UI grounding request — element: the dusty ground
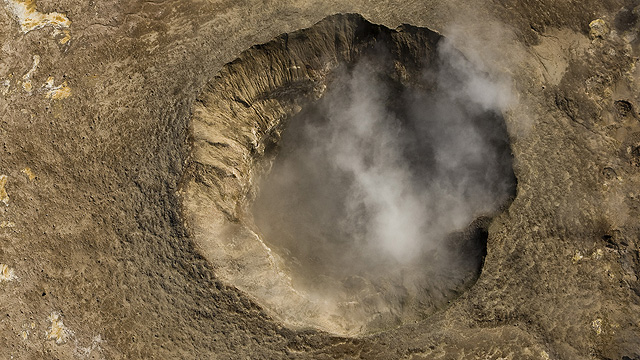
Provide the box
[0,0,639,358]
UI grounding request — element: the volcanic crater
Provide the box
[184,13,516,335]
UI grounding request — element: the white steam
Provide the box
[252,38,516,309]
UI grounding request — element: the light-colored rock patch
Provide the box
[0,175,9,206]
[589,19,609,39]
[46,312,74,344]
[21,54,39,93]
[0,221,16,228]
[21,167,35,181]
[3,0,71,33]
[43,76,71,99]
[0,264,16,282]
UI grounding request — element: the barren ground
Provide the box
[0,0,639,359]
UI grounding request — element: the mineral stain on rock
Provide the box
[0,263,16,282]
[21,167,35,181]
[3,0,70,33]
[21,54,39,94]
[45,312,73,344]
[43,76,71,100]
[0,175,9,206]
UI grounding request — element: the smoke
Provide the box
[251,37,516,313]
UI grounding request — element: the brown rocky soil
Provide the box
[0,0,638,359]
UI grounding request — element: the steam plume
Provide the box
[252,37,516,317]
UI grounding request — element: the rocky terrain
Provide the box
[0,0,639,359]
[186,13,519,336]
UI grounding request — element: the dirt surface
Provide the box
[0,0,639,359]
